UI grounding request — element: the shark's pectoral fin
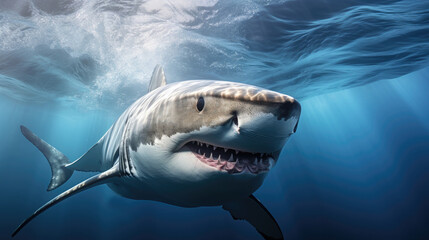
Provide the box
[223,195,283,240]
[11,166,121,237]
[148,64,167,92]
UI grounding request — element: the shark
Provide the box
[12,65,301,240]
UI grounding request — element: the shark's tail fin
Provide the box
[20,125,73,191]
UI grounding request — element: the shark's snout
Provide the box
[224,96,300,156]
[276,99,301,134]
[276,99,301,122]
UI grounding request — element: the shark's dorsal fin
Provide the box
[223,195,283,240]
[148,64,166,92]
[12,166,121,237]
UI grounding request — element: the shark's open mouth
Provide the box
[184,141,274,174]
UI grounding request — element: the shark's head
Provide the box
[126,80,300,205]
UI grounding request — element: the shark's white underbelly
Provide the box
[106,141,267,207]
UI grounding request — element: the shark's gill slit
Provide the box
[184,141,273,174]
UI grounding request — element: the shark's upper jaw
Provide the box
[183,141,276,174]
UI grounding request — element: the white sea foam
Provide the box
[0,0,428,111]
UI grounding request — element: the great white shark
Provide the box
[12,65,301,240]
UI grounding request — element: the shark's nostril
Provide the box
[231,111,239,126]
[293,119,299,133]
[232,115,238,126]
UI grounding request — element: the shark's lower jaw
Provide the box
[184,141,275,174]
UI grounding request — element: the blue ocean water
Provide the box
[0,0,428,239]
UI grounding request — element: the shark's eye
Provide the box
[196,96,205,112]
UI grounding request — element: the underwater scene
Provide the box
[1,0,428,239]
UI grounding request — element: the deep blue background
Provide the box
[1,68,428,240]
[1,1,429,238]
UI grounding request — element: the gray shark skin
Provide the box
[12,65,301,240]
